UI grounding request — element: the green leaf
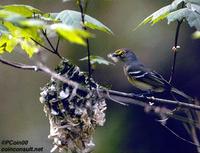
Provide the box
[167,8,200,30]
[0,21,42,56]
[0,9,25,22]
[80,55,114,65]
[50,23,93,46]
[84,21,113,35]
[19,19,46,28]
[0,24,9,34]
[0,34,18,53]
[2,4,42,17]
[20,38,39,57]
[54,10,113,34]
[135,0,184,29]
[167,8,188,23]
[4,21,42,42]
[186,0,200,5]
[192,30,200,38]
[135,4,175,29]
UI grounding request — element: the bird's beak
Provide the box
[107,53,119,63]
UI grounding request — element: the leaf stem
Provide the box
[169,19,183,84]
[169,2,185,84]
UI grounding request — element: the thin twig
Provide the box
[161,122,200,147]
[0,56,40,71]
[31,38,54,53]
[106,89,200,111]
[0,57,199,112]
[0,57,78,88]
[56,36,60,53]
[78,0,92,89]
[41,29,56,52]
[32,37,62,59]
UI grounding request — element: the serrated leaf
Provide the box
[167,8,200,30]
[54,10,113,34]
[84,21,113,34]
[80,55,114,65]
[192,31,200,38]
[50,23,93,46]
[20,38,39,57]
[19,19,46,28]
[0,9,25,22]
[167,8,188,23]
[4,21,42,42]
[2,4,42,17]
[186,0,200,5]
[135,4,175,29]
[0,34,18,53]
[186,3,200,13]
[135,0,184,30]
[0,24,9,34]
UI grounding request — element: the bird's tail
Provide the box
[171,87,193,102]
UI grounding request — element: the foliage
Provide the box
[80,55,114,65]
[136,0,200,38]
[0,4,112,57]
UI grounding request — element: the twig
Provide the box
[0,57,199,112]
[0,56,78,88]
[0,56,40,71]
[41,29,56,52]
[78,0,92,89]
[31,38,55,54]
[161,122,200,147]
[106,90,200,111]
[56,36,60,53]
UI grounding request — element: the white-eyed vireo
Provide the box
[108,48,192,100]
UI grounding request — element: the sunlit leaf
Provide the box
[20,38,39,57]
[84,21,113,34]
[4,22,42,42]
[186,0,200,5]
[2,4,42,17]
[0,9,25,22]
[0,34,18,53]
[50,23,93,46]
[192,31,200,38]
[167,8,200,30]
[80,55,114,65]
[54,10,113,34]
[135,0,184,29]
[0,24,9,34]
[19,19,46,28]
[135,4,175,29]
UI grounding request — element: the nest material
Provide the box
[40,59,107,153]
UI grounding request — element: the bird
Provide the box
[108,48,192,101]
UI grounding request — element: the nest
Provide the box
[40,59,107,153]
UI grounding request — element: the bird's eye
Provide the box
[114,49,126,57]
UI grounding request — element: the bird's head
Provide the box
[108,48,138,63]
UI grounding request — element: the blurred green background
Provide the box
[0,0,200,153]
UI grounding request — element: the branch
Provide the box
[105,89,200,111]
[0,57,78,88]
[78,0,92,89]
[40,30,62,59]
[31,38,54,54]
[1,56,200,112]
[0,56,40,71]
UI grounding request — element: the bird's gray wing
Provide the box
[127,67,169,88]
